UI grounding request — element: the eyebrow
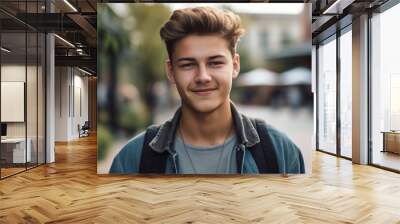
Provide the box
[175,55,226,63]
[208,55,226,60]
[176,57,195,63]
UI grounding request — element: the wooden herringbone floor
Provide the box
[1,135,400,223]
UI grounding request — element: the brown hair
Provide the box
[160,7,245,60]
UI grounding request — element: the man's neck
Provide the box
[179,100,234,147]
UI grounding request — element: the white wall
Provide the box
[55,67,69,141]
[55,67,89,141]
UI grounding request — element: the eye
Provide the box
[179,63,195,69]
[209,61,224,67]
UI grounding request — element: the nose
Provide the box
[194,63,212,84]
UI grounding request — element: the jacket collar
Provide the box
[149,102,260,153]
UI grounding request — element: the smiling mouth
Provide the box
[192,88,217,96]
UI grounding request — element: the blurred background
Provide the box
[97,3,312,174]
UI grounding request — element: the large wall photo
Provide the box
[97,3,312,175]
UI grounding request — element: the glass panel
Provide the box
[38,32,45,165]
[1,30,27,177]
[371,4,400,171]
[26,0,39,169]
[27,30,38,169]
[317,37,337,154]
[340,29,352,158]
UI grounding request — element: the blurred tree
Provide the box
[97,124,113,161]
[126,4,171,122]
[98,4,131,133]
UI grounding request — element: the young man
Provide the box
[109,7,304,174]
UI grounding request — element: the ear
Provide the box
[232,53,240,79]
[165,59,176,84]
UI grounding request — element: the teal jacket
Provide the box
[110,103,305,174]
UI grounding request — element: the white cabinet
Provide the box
[1,138,32,163]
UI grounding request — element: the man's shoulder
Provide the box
[120,131,147,156]
[261,122,299,153]
[264,123,292,144]
[109,131,146,173]
[249,117,292,143]
[253,119,305,173]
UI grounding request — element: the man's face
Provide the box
[166,35,240,113]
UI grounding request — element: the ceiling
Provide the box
[310,0,389,43]
[0,0,97,75]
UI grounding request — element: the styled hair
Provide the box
[160,7,245,60]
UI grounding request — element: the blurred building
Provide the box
[233,5,312,109]
[239,5,309,68]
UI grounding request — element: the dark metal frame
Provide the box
[0,21,2,179]
[336,22,341,158]
[315,44,319,151]
[367,10,373,167]
[44,0,47,165]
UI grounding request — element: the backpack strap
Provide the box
[248,119,279,173]
[139,125,169,173]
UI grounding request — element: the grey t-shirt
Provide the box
[174,134,237,174]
